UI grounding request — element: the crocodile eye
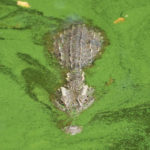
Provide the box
[59,100,65,105]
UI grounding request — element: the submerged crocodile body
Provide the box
[53,24,104,114]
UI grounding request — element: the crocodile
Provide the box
[52,23,104,114]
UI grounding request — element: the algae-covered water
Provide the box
[0,0,150,149]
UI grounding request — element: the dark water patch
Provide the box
[0,63,54,111]
[17,52,45,69]
[88,103,150,149]
[0,37,5,40]
[22,68,58,95]
[0,64,18,83]
[0,0,16,6]
[0,9,20,20]
[90,103,150,125]
[17,52,62,97]
[110,135,147,150]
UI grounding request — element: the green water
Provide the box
[0,0,150,149]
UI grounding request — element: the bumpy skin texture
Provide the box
[54,24,103,69]
[53,24,103,113]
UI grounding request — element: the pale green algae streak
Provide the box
[0,0,150,149]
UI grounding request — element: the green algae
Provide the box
[0,0,150,149]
